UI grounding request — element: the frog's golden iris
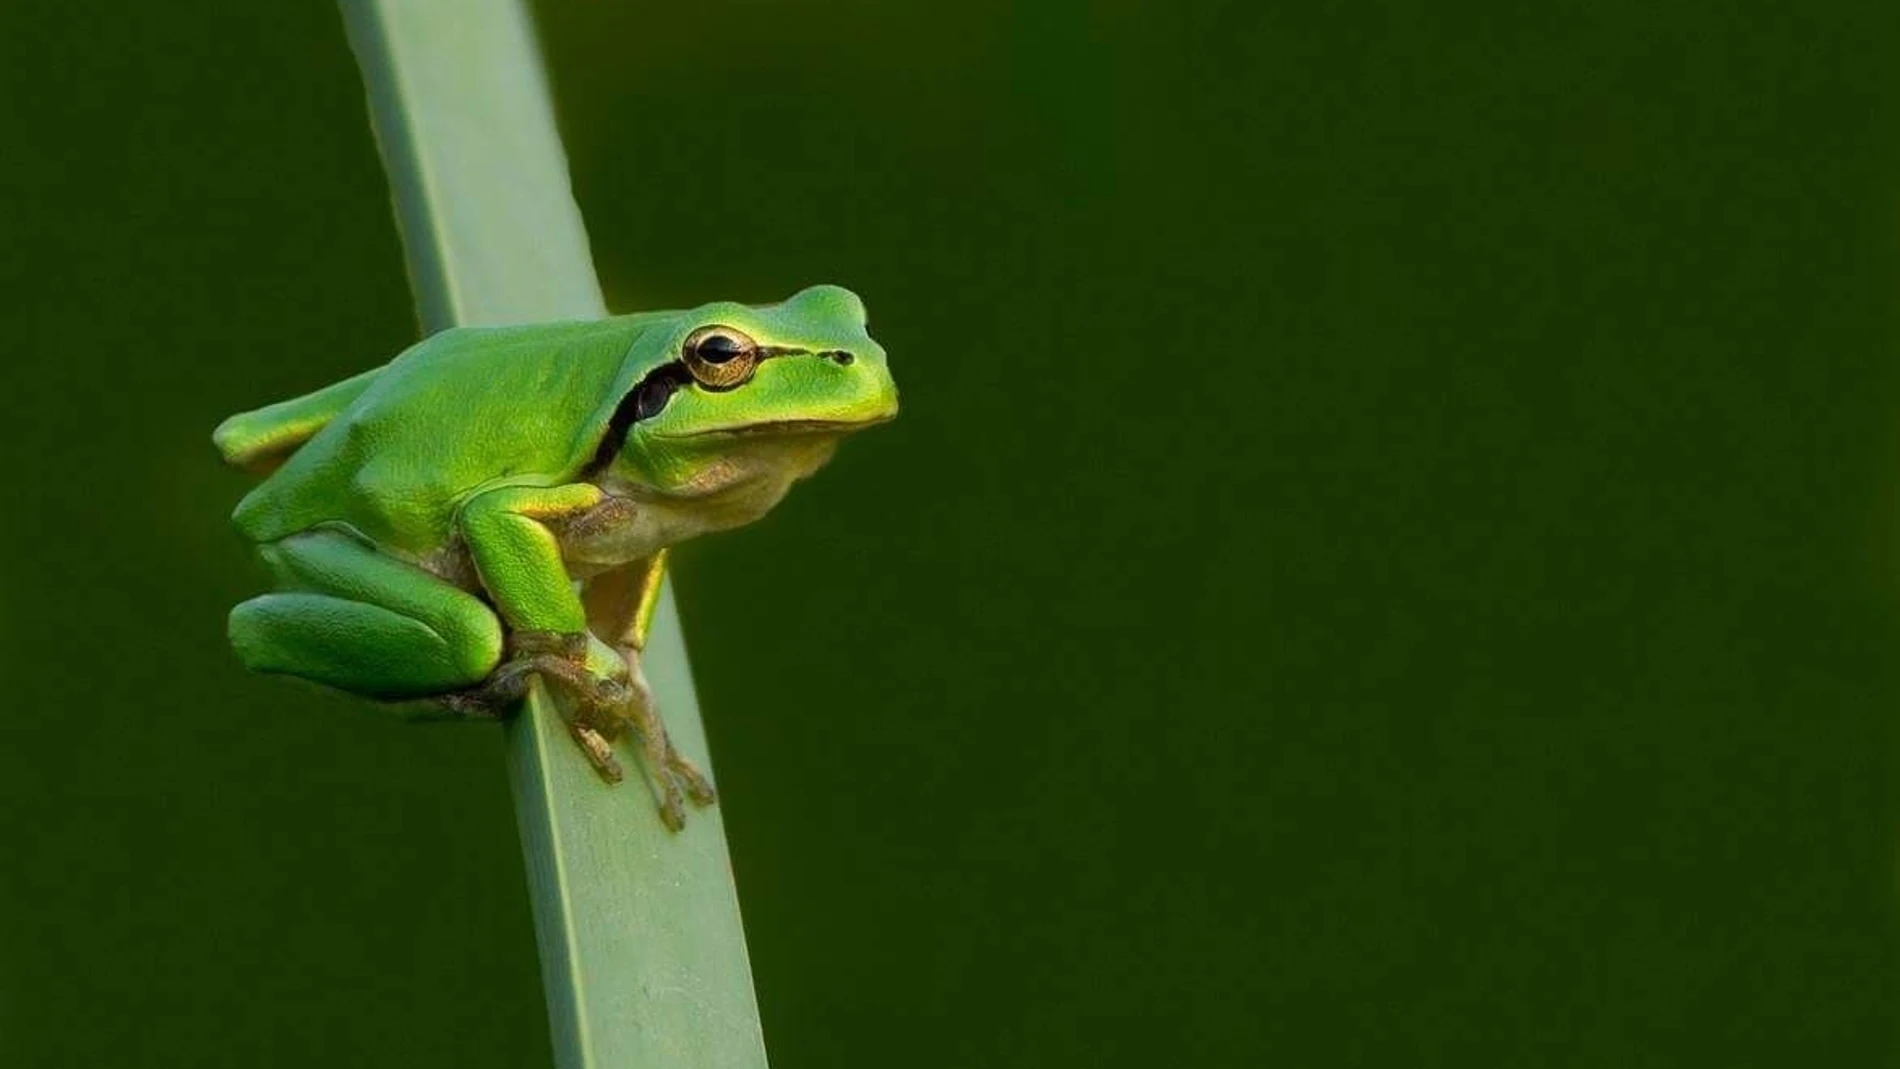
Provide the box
[680,325,759,389]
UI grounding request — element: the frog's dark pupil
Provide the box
[697,334,744,364]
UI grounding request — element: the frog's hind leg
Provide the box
[214,367,383,475]
[228,529,503,703]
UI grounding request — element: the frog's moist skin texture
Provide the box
[213,284,897,831]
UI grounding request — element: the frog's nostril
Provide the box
[825,350,855,366]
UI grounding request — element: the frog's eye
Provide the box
[682,326,760,390]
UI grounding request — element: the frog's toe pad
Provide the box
[655,782,688,832]
[570,723,624,784]
[669,754,718,808]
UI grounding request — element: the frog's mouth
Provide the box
[660,414,896,440]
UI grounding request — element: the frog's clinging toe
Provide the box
[570,723,624,784]
[668,753,717,808]
[656,784,687,833]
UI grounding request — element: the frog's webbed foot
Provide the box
[440,630,631,768]
[440,632,715,831]
[502,630,619,695]
[613,648,718,832]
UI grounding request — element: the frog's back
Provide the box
[233,316,652,554]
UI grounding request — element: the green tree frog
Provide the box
[213,284,897,830]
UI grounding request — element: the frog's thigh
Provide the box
[229,530,503,699]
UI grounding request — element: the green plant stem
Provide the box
[338,2,769,1065]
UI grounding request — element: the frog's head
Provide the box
[604,284,898,500]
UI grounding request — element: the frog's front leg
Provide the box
[606,649,717,831]
[457,483,636,770]
[583,550,719,830]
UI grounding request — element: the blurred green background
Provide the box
[4,0,1900,1065]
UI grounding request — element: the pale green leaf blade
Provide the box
[337,3,770,1065]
